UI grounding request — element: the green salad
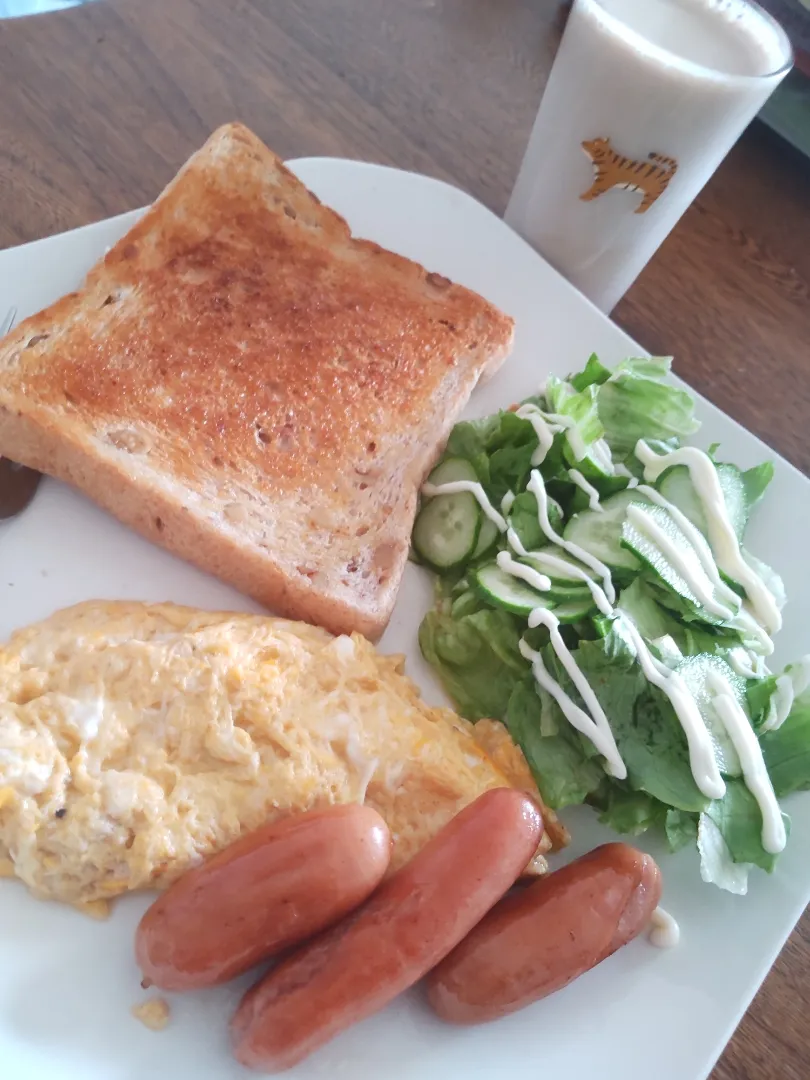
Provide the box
[411,354,810,894]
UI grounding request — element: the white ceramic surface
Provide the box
[1,159,808,1080]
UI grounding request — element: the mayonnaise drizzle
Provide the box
[501,490,516,516]
[421,480,507,532]
[516,405,562,466]
[591,438,615,475]
[526,551,613,617]
[634,483,772,655]
[636,441,781,634]
[619,617,726,800]
[569,468,603,511]
[527,470,616,604]
[728,647,767,680]
[635,485,740,608]
[649,907,680,949]
[549,413,588,462]
[707,671,785,853]
[496,550,551,594]
[761,658,810,732]
[625,504,736,619]
[519,612,626,779]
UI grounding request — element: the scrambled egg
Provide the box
[0,601,559,905]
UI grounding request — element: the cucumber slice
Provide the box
[413,493,481,572]
[562,489,651,572]
[552,594,598,623]
[520,557,591,602]
[471,516,499,559]
[413,457,485,571]
[521,548,598,584]
[473,563,553,616]
[620,502,731,625]
[658,463,747,541]
[426,456,480,487]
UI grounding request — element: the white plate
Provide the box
[1,159,809,1080]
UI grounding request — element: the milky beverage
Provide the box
[505,0,791,312]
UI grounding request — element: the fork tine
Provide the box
[0,306,17,337]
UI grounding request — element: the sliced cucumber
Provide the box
[521,548,598,584]
[562,489,651,572]
[521,557,591,603]
[413,457,485,571]
[472,563,595,622]
[473,563,550,616]
[620,502,730,625]
[426,456,480,487]
[552,594,598,623]
[657,463,747,542]
[471,516,499,559]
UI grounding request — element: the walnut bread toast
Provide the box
[0,123,514,638]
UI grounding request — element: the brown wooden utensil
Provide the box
[0,307,43,519]
[0,459,42,520]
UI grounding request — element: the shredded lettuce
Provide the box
[596,357,700,455]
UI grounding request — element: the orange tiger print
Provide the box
[580,137,678,214]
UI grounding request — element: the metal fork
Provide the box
[0,306,43,520]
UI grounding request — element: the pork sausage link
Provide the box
[427,842,662,1024]
[136,804,391,990]
[231,788,543,1071]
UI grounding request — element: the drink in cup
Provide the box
[505,0,793,313]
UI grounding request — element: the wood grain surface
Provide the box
[1,1,809,1076]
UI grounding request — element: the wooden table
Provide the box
[1,1,809,1075]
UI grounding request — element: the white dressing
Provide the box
[636,441,781,634]
[527,470,616,603]
[590,438,616,475]
[525,549,613,617]
[547,412,588,462]
[496,551,552,594]
[762,675,795,733]
[728,647,767,680]
[761,657,810,732]
[501,490,516,515]
[619,617,726,800]
[569,468,603,511]
[625,504,736,619]
[634,484,773,655]
[707,671,785,853]
[516,405,562,466]
[421,480,507,532]
[519,615,626,780]
[649,907,680,949]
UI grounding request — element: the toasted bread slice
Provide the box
[0,123,513,637]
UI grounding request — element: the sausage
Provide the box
[426,842,661,1024]
[136,804,392,991]
[230,788,543,1071]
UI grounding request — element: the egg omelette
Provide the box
[0,601,566,907]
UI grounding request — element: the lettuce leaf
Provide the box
[596,786,667,836]
[505,679,604,809]
[742,461,775,509]
[705,778,788,873]
[596,356,700,455]
[569,353,611,392]
[665,809,699,852]
[418,608,525,722]
[761,690,810,798]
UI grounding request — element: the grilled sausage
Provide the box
[231,788,543,1071]
[427,842,662,1024]
[136,804,391,990]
